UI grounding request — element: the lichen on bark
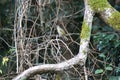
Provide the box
[88,0,120,31]
[80,21,91,39]
[88,0,111,12]
[108,11,120,30]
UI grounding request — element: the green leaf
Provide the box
[95,69,103,74]
[114,40,120,48]
[0,70,2,74]
[2,57,9,66]
[105,66,113,71]
[109,63,113,66]
[8,48,15,53]
[106,34,115,40]
[99,54,106,58]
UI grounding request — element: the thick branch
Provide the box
[88,0,120,30]
[13,55,85,80]
[100,7,120,30]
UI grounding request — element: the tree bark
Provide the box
[88,0,120,30]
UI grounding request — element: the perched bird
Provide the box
[56,25,68,40]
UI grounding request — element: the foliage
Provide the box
[2,57,9,66]
[95,69,103,74]
[89,19,120,79]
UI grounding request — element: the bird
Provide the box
[56,25,68,40]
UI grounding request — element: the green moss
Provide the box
[83,50,87,54]
[88,0,111,12]
[88,0,120,30]
[108,12,120,30]
[80,21,91,39]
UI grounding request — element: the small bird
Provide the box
[56,25,68,40]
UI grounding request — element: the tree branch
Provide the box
[13,54,85,80]
[88,0,120,30]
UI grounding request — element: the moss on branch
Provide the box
[80,21,91,39]
[88,0,111,12]
[108,12,120,30]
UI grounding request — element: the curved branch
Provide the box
[88,0,120,30]
[13,0,94,80]
[13,54,84,80]
[100,6,120,30]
